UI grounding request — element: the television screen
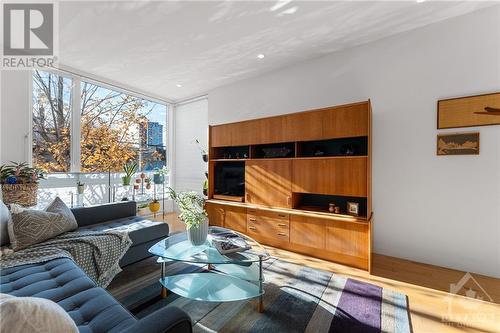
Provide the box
[214,162,245,197]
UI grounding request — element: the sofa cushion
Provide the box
[71,201,137,227]
[0,293,79,333]
[78,216,169,246]
[0,258,136,333]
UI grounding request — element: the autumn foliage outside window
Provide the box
[32,70,167,174]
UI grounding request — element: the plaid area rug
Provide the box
[108,258,412,333]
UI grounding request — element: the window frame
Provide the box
[30,68,173,177]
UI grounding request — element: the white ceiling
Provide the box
[58,1,495,102]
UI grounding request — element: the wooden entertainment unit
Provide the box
[206,100,373,271]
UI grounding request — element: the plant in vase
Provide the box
[167,187,208,246]
[153,166,169,185]
[122,161,138,186]
[149,199,161,213]
[76,181,85,194]
[0,162,45,206]
[145,177,152,190]
[194,139,208,162]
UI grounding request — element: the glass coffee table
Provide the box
[149,226,270,312]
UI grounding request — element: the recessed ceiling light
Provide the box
[257,54,265,59]
[176,84,182,88]
[416,0,426,3]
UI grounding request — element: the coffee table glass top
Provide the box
[149,226,270,264]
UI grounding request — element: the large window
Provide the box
[32,71,73,172]
[32,70,168,174]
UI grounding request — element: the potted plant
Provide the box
[122,161,138,186]
[167,187,208,246]
[149,198,161,213]
[153,167,169,185]
[0,162,45,207]
[145,177,152,190]
[195,139,208,162]
[203,171,208,197]
[76,181,85,194]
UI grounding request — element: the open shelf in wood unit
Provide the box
[292,193,368,219]
[212,194,244,202]
[297,136,368,158]
[211,156,367,162]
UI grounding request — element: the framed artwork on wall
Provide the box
[437,92,500,129]
[437,132,480,156]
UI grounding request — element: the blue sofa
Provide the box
[0,201,192,333]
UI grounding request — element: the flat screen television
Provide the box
[214,162,245,197]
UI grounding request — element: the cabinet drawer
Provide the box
[247,209,289,221]
[247,218,290,241]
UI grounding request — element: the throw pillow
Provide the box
[8,197,78,251]
[0,200,11,246]
[46,197,78,231]
[0,293,79,333]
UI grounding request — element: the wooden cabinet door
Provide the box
[326,221,369,259]
[211,125,232,147]
[206,203,225,227]
[322,103,369,139]
[245,160,292,208]
[292,157,367,197]
[284,110,324,141]
[290,215,325,249]
[224,205,247,234]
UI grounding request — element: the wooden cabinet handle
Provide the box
[249,218,257,222]
[277,223,287,227]
[277,214,286,218]
[286,196,291,206]
[249,226,257,231]
[277,232,287,237]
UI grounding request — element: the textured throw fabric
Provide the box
[0,201,10,246]
[0,293,79,333]
[0,230,132,287]
[8,197,78,250]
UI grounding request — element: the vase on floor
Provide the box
[187,218,208,246]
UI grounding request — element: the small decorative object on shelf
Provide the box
[76,181,85,194]
[334,206,341,214]
[328,203,335,213]
[314,145,325,156]
[262,147,292,158]
[145,177,152,190]
[167,187,208,246]
[340,143,356,156]
[0,162,45,207]
[122,161,138,186]
[347,202,359,216]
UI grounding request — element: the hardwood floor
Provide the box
[158,213,500,333]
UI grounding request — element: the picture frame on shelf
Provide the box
[346,202,359,216]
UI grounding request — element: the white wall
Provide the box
[0,70,31,164]
[174,98,209,193]
[209,7,500,278]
